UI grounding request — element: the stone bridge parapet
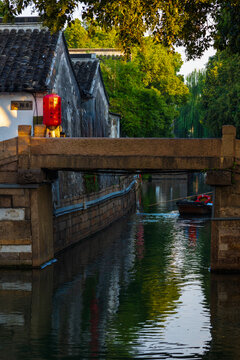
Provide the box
[0,124,240,271]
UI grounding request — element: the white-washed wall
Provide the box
[0,93,43,141]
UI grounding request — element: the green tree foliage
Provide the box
[0,0,6,16]
[101,38,189,137]
[65,19,119,48]
[175,70,211,138]
[64,19,89,48]
[202,51,240,137]
[2,0,240,59]
[64,21,188,137]
[197,2,240,138]
[214,1,240,55]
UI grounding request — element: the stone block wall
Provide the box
[0,187,32,266]
[0,181,136,267]
[53,183,136,253]
[0,184,54,268]
[209,168,240,272]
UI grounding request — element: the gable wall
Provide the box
[93,71,109,137]
[47,34,85,206]
[81,70,109,137]
[47,34,82,137]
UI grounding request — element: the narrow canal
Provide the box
[1,174,240,360]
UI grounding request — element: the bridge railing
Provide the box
[0,124,237,183]
[17,124,236,173]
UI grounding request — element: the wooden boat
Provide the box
[176,194,212,216]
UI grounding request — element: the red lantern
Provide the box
[43,94,61,127]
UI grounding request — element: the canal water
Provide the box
[1,174,240,359]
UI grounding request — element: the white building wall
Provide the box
[0,93,43,141]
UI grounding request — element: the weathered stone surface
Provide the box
[0,196,11,208]
[0,259,32,267]
[235,139,240,164]
[18,155,30,169]
[221,125,236,158]
[54,187,136,253]
[12,194,30,207]
[206,170,232,186]
[19,252,32,260]
[0,188,24,196]
[31,154,226,172]
[0,127,236,174]
[211,220,240,272]
[214,185,240,218]
[0,138,17,162]
[0,156,18,168]
[34,125,46,137]
[17,133,31,169]
[18,125,31,137]
[30,184,54,267]
[0,208,25,220]
[0,221,31,241]
[0,161,17,171]
[0,172,18,184]
[0,245,32,253]
[0,239,31,245]
[17,169,46,184]
[222,125,237,136]
[25,136,238,171]
[31,137,222,157]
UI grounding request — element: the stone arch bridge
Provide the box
[1,125,240,272]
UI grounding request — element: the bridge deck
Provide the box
[28,137,231,172]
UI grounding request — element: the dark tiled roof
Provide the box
[0,28,59,92]
[73,60,99,94]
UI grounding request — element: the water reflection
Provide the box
[141,172,211,214]
[0,174,239,359]
[205,274,240,360]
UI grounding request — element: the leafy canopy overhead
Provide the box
[2,0,240,58]
[64,19,120,48]
[100,38,189,137]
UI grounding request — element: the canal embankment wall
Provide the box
[53,178,137,253]
[0,178,137,267]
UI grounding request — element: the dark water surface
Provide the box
[1,174,240,359]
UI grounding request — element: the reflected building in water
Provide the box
[0,217,137,359]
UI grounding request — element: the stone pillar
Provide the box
[207,125,240,272]
[34,124,46,137]
[16,125,54,267]
[30,184,54,267]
